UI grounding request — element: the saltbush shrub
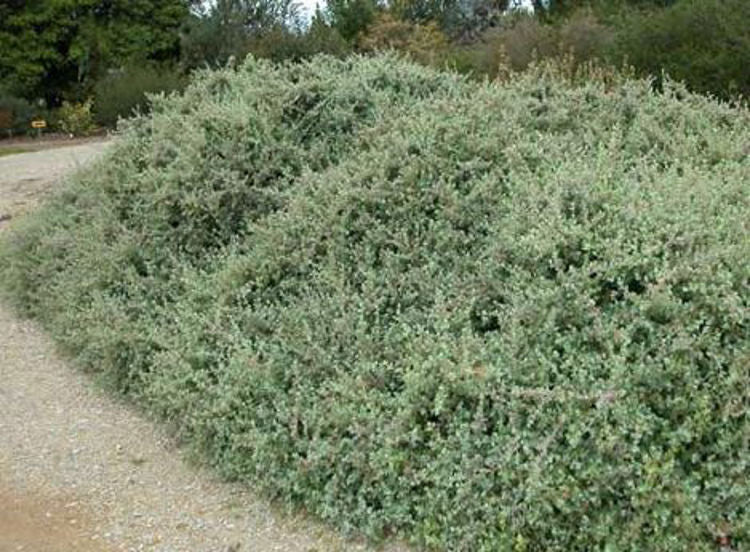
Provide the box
[1,54,748,551]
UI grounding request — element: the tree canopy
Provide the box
[1,0,746,123]
[0,0,189,104]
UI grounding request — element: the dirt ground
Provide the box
[0,134,108,150]
[0,143,407,552]
[0,140,112,226]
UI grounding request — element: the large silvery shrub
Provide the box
[2,55,748,551]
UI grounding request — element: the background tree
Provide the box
[390,0,512,39]
[526,0,678,20]
[304,8,349,56]
[0,0,189,105]
[325,0,381,42]
[358,12,448,64]
[180,0,303,67]
[1,0,747,133]
[609,0,750,100]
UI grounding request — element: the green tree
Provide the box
[304,8,349,56]
[610,0,750,100]
[389,0,513,39]
[180,0,303,67]
[0,0,189,105]
[325,0,381,42]
[390,0,460,25]
[531,0,678,18]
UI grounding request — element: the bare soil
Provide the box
[0,133,108,150]
[0,484,107,552]
[0,140,112,227]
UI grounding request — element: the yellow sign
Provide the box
[31,119,47,129]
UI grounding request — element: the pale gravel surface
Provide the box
[0,143,410,552]
[0,141,112,224]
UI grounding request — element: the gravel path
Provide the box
[0,144,408,552]
[0,141,112,226]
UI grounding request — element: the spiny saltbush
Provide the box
[1,54,748,551]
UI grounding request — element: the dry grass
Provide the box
[0,146,33,157]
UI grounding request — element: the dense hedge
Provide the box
[2,55,748,551]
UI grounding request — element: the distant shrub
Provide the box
[2,55,748,551]
[56,98,95,136]
[451,0,749,102]
[492,14,556,70]
[246,24,351,63]
[358,13,449,66]
[0,91,36,136]
[463,10,613,78]
[94,65,185,128]
[610,0,750,100]
[303,18,351,57]
[556,9,613,62]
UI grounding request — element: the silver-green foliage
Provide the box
[1,54,748,551]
